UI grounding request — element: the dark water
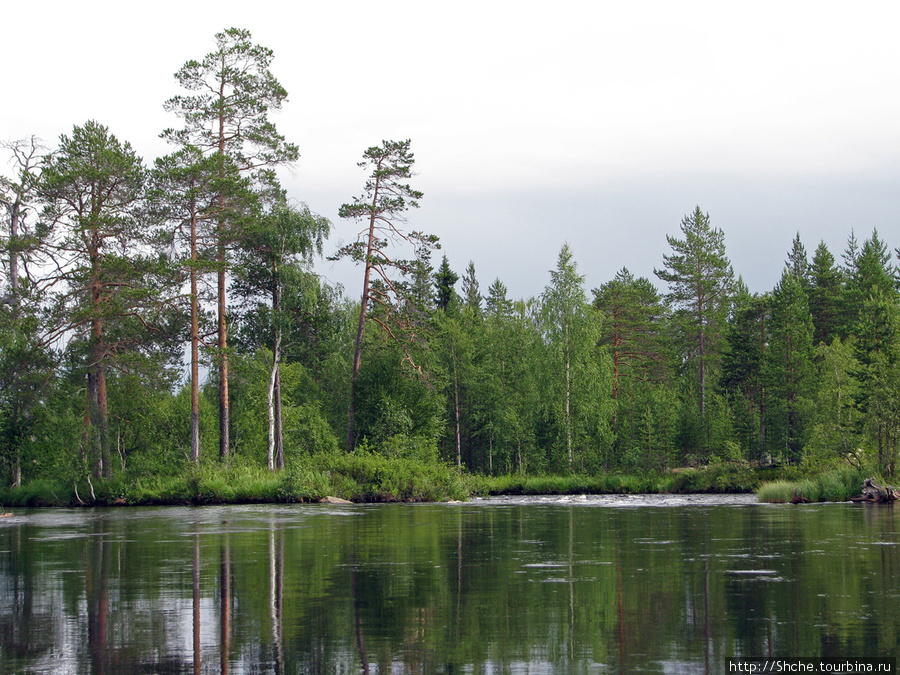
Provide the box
[1,495,899,673]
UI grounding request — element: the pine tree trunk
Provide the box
[348,185,381,451]
[218,250,230,459]
[190,208,201,465]
[88,366,110,480]
[217,80,230,461]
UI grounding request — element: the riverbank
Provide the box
[0,455,803,507]
[0,456,876,507]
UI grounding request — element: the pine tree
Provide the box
[654,207,734,423]
[39,121,169,478]
[592,267,666,402]
[332,139,438,449]
[163,27,298,459]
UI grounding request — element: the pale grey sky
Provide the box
[4,0,899,300]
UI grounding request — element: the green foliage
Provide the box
[668,463,758,493]
[319,452,468,502]
[763,269,816,463]
[477,472,672,496]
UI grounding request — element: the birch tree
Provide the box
[233,201,329,469]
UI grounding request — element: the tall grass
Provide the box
[0,453,471,507]
[757,466,869,503]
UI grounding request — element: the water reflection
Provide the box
[0,499,899,673]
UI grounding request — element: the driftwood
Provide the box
[852,477,900,503]
[790,488,811,504]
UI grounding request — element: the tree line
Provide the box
[2,28,900,490]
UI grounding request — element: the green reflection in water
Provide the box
[1,499,899,673]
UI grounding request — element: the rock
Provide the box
[319,496,353,504]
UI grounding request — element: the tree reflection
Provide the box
[2,503,900,671]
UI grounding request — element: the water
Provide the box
[1,496,898,673]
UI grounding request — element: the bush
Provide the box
[317,452,467,502]
[669,463,758,493]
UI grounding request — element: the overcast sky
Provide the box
[4,0,899,301]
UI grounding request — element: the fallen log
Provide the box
[853,477,900,503]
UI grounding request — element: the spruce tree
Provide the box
[764,270,815,464]
[433,255,459,311]
[460,260,482,314]
[808,241,843,346]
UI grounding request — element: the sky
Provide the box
[3,0,900,302]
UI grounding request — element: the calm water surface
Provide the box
[1,495,899,673]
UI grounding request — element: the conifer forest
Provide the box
[2,28,899,503]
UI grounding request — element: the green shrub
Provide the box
[670,463,758,493]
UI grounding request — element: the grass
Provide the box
[471,463,759,497]
[757,466,869,503]
[0,453,471,507]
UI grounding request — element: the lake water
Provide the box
[1,495,899,673]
